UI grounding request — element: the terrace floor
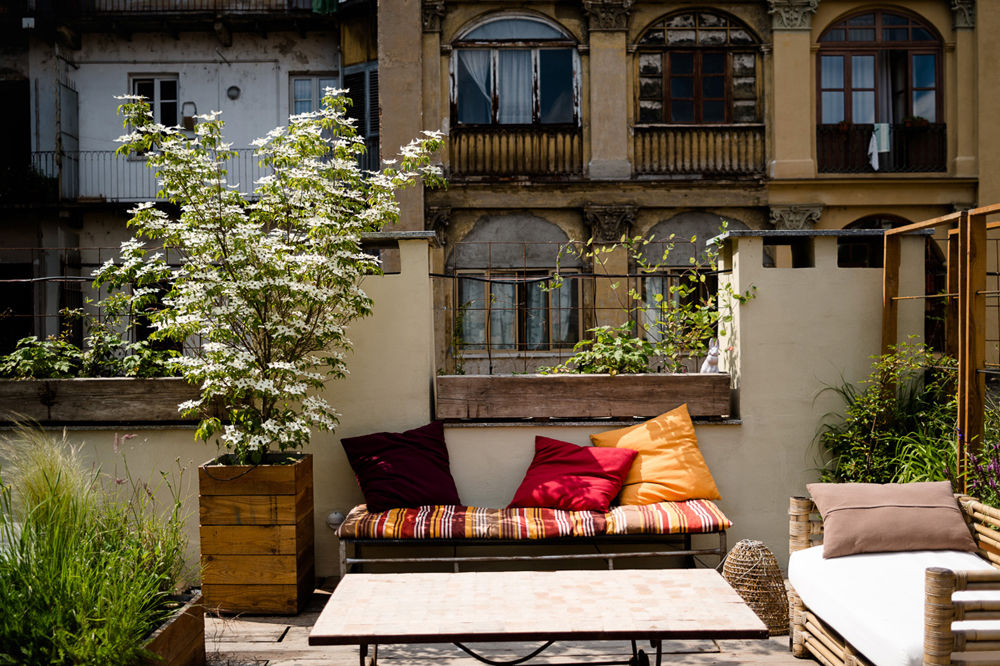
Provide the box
[205,579,806,665]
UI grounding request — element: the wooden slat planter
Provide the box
[199,453,315,615]
[0,377,201,424]
[142,592,205,666]
[434,373,731,420]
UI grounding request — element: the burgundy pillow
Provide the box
[508,436,638,512]
[340,421,460,513]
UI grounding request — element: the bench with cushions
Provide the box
[336,404,731,576]
[787,482,1000,666]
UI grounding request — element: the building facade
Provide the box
[0,0,377,353]
[376,0,988,374]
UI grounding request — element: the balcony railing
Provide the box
[24,149,266,203]
[30,0,317,15]
[817,123,946,174]
[633,124,765,178]
[17,144,380,204]
[448,126,584,180]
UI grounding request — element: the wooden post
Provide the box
[959,212,987,487]
[882,233,902,354]
[947,233,959,359]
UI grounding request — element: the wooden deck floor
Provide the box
[205,581,810,666]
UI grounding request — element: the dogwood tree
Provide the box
[96,91,443,464]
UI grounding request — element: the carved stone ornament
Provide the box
[952,0,975,29]
[582,0,634,32]
[584,204,636,243]
[767,0,819,31]
[426,206,451,246]
[769,205,823,230]
[422,0,446,34]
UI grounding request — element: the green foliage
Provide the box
[818,341,958,484]
[97,91,443,463]
[0,426,188,665]
[542,224,754,374]
[0,336,82,379]
[968,406,1000,507]
[0,308,179,379]
[540,323,656,375]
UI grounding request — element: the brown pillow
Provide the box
[807,481,976,559]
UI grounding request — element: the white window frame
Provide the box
[289,72,341,116]
[450,14,581,127]
[129,74,179,126]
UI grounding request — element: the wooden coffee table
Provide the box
[308,569,768,665]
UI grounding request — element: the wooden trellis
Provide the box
[882,203,1000,487]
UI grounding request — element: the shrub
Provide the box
[0,427,187,665]
[818,341,957,484]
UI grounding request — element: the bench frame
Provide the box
[788,494,1000,666]
[339,531,727,578]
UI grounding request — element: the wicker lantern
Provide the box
[721,539,789,635]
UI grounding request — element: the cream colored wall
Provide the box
[48,238,437,579]
[26,231,927,577]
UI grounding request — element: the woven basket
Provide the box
[721,539,789,635]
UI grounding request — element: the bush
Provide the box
[818,342,957,484]
[0,427,187,665]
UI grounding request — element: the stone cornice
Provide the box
[584,204,636,243]
[422,0,446,34]
[767,0,819,31]
[582,0,634,32]
[952,0,975,29]
[769,204,823,230]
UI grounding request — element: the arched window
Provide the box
[636,11,760,124]
[818,11,942,125]
[452,15,579,126]
[447,215,581,353]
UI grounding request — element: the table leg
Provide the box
[359,643,378,666]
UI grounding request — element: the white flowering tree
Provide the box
[96,91,443,464]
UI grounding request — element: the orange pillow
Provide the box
[589,404,721,504]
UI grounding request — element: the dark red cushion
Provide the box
[508,436,638,512]
[340,421,460,513]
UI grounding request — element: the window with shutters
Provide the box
[635,11,760,125]
[343,61,379,171]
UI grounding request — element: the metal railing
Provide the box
[633,124,766,178]
[448,126,584,179]
[17,146,380,203]
[817,122,946,173]
[30,0,318,15]
[436,239,714,375]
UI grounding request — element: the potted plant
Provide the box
[100,92,442,613]
[435,229,754,420]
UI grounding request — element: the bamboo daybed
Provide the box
[788,494,1000,666]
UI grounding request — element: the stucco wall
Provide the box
[19,232,927,579]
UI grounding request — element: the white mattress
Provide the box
[788,545,1000,666]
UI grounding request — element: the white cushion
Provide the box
[788,545,1000,666]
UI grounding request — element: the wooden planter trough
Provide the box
[199,453,315,615]
[142,591,205,666]
[434,373,732,420]
[0,377,201,424]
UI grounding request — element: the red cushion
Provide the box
[340,421,460,513]
[508,436,638,512]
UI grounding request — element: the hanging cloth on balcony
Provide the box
[873,123,891,152]
[868,131,879,171]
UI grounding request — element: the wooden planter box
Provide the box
[143,592,205,666]
[199,453,315,615]
[434,373,731,420]
[0,377,201,424]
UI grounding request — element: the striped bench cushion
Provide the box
[604,500,732,535]
[338,505,606,539]
[338,500,730,540]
